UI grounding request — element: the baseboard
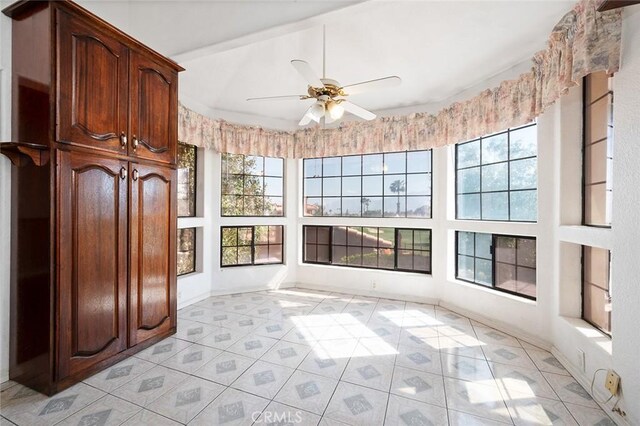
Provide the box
[294,282,440,305]
[178,282,297,310]
[438,301,553,351]
[552,348,629,426]
[1,368,8,384]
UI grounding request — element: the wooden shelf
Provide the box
[0,142,50,166]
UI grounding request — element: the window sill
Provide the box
[178,216,206,228]
[448,278,537,305]
[177,270,204,280]
[557,225,613,249]
[558,315,612,356]
[299,261,432,277]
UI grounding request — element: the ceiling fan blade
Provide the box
[291,60,324,88]
[341,101,376,121]
[341,76,401,95]
[247,95,306,102]
[299,114,313,126]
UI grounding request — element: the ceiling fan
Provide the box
[247,26,401,126]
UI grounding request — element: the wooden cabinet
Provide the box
[2,0,183,395]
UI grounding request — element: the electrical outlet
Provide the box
[372,281,377,289]
[605,369,620,396]
[577,349,586,372]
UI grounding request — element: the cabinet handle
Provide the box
[132,135,139,151]
[120,132,127,149]
[132,169,139,181]
[120,167,127,180]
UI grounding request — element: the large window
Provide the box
[455,124,537,222]
[582,246,612,335]
[177,143,197,217]
[456,231,536,299]
[303,226,431,274]
[177,228,196,276]
[221,225,284,267]
[303,150,432,218]
[583,72,614,227]
[221,154,284,217]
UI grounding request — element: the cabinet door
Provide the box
[57,11,129,153]
[129,163,177,346]
[129,52,178,165]
[57,150,128,378]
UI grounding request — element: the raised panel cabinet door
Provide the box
[57,150,129,379]
[57,10,129,153]
[129,163,177,346]
[129,52,178,164]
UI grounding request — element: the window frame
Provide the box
[454,123,538,223]
[582,73,614,228]
[302,225,432,274]
[221,154,285,218]
[177,227,197,276]
[581,245,612,336]
[177,142,198,218]
[220,225,285,267]
[455,231,537,301]
[302,150,433,219]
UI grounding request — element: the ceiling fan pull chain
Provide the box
[322,24,326,79]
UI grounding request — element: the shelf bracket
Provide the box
[0,142,50,167]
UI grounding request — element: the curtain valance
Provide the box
[177,0,621,159]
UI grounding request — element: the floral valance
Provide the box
[177,0,622,158]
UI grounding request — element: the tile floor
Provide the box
[0,288,617,425]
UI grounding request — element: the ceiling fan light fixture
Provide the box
[327,100,344,120]
[307,100,325,123]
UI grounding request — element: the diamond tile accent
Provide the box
[343,394,373,415]
[239,319,253,327]
[234,304,247,310]
[322,306,335,312]
[190,310,205,317]
[400,409,433,426]
[543,356,564,369]
[77,409,112,426]
[542,407,560,423]
[183,351,203,364]
[218,401,245,423]
[351,311,363,317]
[253,370,276,386]
[175,387,202,407]
[295,381,321,399]
[594,418,616,426]
[565,382,592,400]
[187,326,204,336]
[39,395,78,416]
[266,325,282,333]
[357,365,381,380]
[494,348,518,360]
[404,376,432,393]
[152,343,173,355]
[444,313,460,320]
[315,358,337,369]
[454,361,477,374]
[245,340,263,350]
[505,371,537,385]
[374,328,391,337]
[214,314,228,321]
[216,360,237,374]
[407,352,430,365]
[215,333,231,342]
[258,308,270,315]
[211,301,225,306]
[11,386,38,400]
[486,331,506,340]
[138,376,165,392]
[278,347,297,359]
[106,365,134,380]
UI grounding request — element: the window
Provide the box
[582,246,612,335]
[583,72,614,227]
[455,124,537,222]
[221,225,284,267]
[177,143,197,217]
[303,226,431,274]
[177,228,196,275]
[221,154,284,217]
[303,150,432,218]
[456,231,536,299]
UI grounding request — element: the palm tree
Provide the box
[389,179,405,215]
[361,197,371,214]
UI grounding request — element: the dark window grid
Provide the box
[221,155,285,217]
[395,228,432,273]
[454,232,536,301]
[582,76,613,229]
[331,227,397,270]
[455,126,537,222]
[177,142,198,218]
[492,235,536,297]
[302,225,431,274]
[220,225,284,267]
[302,225,333,265]
[580,246,612,336]
[254,225,284,264]
[304,150,432,218]
[177,227,197,276]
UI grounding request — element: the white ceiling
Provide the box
[79,0,575,129]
